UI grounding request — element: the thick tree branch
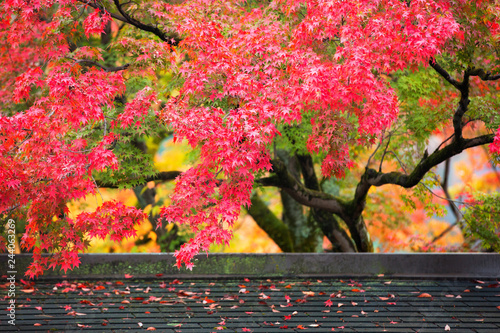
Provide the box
[78,0,128,22]
[365,134,495,188]
[77,0,181,45]
[296,153,356,252]
[429,59,461,89]
[440,159,460,220]
[95,171,181,188]
[257,159,346,215]
[468,68,500,81]
[452,70,471,143]
[247,194,294,252]
[112,0,180,45]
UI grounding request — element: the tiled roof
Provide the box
[2,276,500,332]
[2,254,500,332]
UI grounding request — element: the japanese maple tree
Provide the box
[1,0,499,276]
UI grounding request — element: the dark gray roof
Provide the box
[2,277,500,332]
[1,254,499,332]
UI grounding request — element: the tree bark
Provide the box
[247,194,294,252]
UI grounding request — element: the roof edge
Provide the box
[2,253,499,280]
[0,253,500,279]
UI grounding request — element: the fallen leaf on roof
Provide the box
[445,324,451,331]
[418,293,432,298]
[34,323,42,326]
[146,327,156,331]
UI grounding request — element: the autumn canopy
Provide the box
[1,0,499,277]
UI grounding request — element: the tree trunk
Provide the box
[345,215,373,252]
[247,194,294,252]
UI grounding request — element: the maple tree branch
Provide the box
[429,59,461,89]
[365,133,495,188]
[296,153,357,252]
[77,0,180,45]
[95,171,182,188]
[468,68,500,81]
[366,136,383,169]
[346,134,492,239]
[378,131,393,172]
[112,0,180,45]
[452,70,471,143]
[440,159,460,220]
[77,0,128,22]
[1,204,21,216]
[433,132,455,153]
[257,159,346,215]
[429,221,459,245]
[7,129,32,153]
[247,194,294,252]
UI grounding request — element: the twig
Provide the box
[386,151,407,174]
[366,133,384,169]
[432,119,478,154]
[91,174,104,204]
[429,221,459,244]
[7,129,33,153]
[378,132,392,172]
[433,133,455,154]
[1,204,21,215]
